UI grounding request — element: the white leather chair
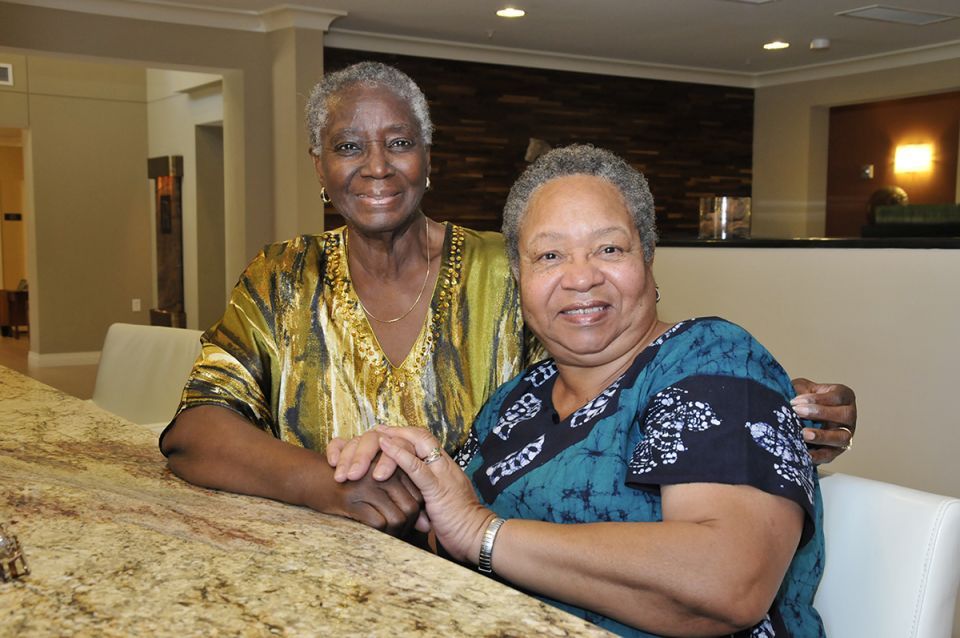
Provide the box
[815,473,960,638]
[91,323,203,434]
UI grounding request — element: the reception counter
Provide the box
[0,366,610,636]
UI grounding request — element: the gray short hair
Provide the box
[306,61,433,155]
[502,144,657,271]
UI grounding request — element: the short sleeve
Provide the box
[627,374,817,544]
[161,250,279,446]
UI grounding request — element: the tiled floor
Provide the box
[0,335,98,399]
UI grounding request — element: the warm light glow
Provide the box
[763,40,790,50]
[496,7,525,18]
[894,144,934,173]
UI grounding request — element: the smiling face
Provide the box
[518,174,658,368]
[313,84,430,235]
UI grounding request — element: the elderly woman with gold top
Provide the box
[160,62,855,538]
[375,144,826,637]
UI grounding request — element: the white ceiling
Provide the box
[13,0,960,82]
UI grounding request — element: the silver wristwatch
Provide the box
[478,516,507,574]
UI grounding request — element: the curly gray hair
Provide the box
[306,61,433,155]
[502,144,657,271]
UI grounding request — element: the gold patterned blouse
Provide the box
[174,223,526,454]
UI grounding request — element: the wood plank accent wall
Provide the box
[323,48,754,237]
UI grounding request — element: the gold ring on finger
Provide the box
[421,447,443,465]
[835,426,854,450]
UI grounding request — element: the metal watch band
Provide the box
[478,516,506,574]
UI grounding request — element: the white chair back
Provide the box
[815,473,960,638]
[91,323,203,432]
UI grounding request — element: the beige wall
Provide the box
[753,58,960,238]
[195,124,226,331]
[25,57,153,354]
[268,27,327,239]
[654,246,960,499]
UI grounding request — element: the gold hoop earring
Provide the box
[425,176,432,191]
[320,187,331,204]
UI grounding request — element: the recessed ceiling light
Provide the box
[763,40,790,50]
[496,7,525,18]
[809,37,831,50]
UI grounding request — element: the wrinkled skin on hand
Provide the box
[327,429,406,482]
[375,425,494,563]
[310,450,424,538]
[791,378,857,465]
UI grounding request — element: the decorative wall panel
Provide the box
[323,49,754,237]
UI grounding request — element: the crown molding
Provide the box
[7,0,959,87]
[3,0,345,32]
[325,29,960,90]
[324,29,757,89]
[754,39,960,87]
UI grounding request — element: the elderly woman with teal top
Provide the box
[161,60,853,543]
[374,145,826,636]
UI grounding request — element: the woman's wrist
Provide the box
[466,510,499,566]
[478,515,507,574]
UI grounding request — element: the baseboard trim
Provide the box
[28,350,101,368]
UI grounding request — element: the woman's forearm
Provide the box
[162,406,424,535]
[486,484,803,637]
[375,426,806,635]
[162,405,329,506]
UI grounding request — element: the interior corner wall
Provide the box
[146,70,224,331]
[753,57,960,238]
[195,124,225,331]
[0,0,280,307]
[268,28,326,240]
[0,1,297,352]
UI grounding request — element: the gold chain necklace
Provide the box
[346,220,431,324]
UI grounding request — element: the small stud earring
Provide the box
[320,187,331,204]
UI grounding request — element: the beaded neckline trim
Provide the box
[322,223,466,385]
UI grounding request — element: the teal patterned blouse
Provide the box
[457,317,824,638]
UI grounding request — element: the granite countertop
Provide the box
[0,366,610,637]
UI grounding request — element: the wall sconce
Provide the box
[894,144,933,174]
